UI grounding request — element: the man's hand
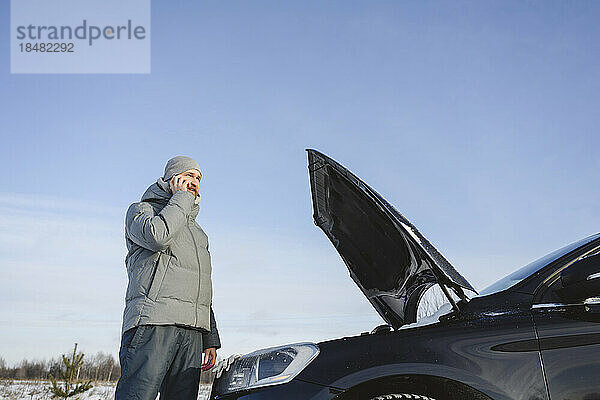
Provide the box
[201,347,217,371]
[169,175,196,196]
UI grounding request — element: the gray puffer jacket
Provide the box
[120,181,220,350]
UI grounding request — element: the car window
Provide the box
[478,234,600,296]
[535,247,600,304]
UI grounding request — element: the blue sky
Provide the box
[1,1,599,365]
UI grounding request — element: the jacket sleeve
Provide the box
[202,306,222,350]
[126,190,195,252]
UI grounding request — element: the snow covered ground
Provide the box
[0,380,213,400]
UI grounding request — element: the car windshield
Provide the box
[479,234,600,296]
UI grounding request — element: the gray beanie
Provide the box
[163,156,202,181]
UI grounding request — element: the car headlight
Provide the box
[216,342,319,394]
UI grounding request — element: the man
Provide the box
[116,156,220,400]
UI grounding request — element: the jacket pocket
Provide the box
[147,253,171,301]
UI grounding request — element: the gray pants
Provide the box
[115,325,204,400]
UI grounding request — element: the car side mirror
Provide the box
[555,254,600,303]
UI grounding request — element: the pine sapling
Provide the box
[48,343,93,399]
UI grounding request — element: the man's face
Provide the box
[175,169,202,198]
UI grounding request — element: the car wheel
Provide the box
[370,395,437,400]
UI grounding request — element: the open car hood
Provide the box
[307,149,476,328]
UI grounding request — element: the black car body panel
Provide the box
[212,151,600,400]
[215,379,336,400]
[533,304,600,400]
[307,149,475,327]
[293,291,547,400]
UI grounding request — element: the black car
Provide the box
[211,150,600,400]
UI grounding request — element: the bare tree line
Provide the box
[0,352,120,382]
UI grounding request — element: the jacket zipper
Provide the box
[189,219,201,327]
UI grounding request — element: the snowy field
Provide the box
[0,380,213,400]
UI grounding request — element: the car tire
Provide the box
[370,395,437,400]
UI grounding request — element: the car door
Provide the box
[531,252,600,400]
